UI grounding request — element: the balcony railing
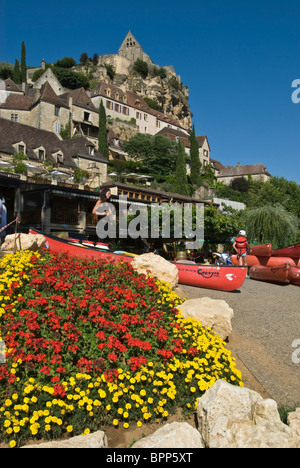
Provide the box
[51,211,80,225]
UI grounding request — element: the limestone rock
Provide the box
[288,408,300,438]
[131,422,203,449]
[131,253,178,289]
[177,297,234,340]
[2,233,46,253]
[197,380,300,448]
[22,431,108,449]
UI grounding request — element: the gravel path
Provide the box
[179,278,300,406]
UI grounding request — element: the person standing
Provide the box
[233,230,250,273]
[0,196,7,245]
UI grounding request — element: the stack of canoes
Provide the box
[231,243,300,286]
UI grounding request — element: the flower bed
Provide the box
[0,250,243,447]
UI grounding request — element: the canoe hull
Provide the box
[30,229,246,291]
[249,244,273,257]
[174,262,247,291]
[231,255,299,268]
[288,266,300,286]
[272,243,300,258]
[249,263,290,284]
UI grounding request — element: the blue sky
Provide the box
[1,0,300,184]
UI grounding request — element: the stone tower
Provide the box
[118,31,153,65]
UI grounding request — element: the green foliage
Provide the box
[175,140,189,196]
[143,97,161,111]
[133,59,148,78]
[242,204,298,249]
[13,59,21,84]
[0,62,13,80]
[12,151,28,175]
[54,57,76,68]
[59,121,71,140]
[104,63,115,80]
[79,52,88,66]
[21,41,27,84]
[189,125,201,186]
[123,133,178,177]
[230,177,250,193]
[204,204,241,245]
[153,66,167,79]
[73,168,88,184]
[52,66,89,89]
[98,100,109,158]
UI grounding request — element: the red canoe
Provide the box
[249,263,291,284]
[272,243,300,258]
[231,254,299,268]
[29,229,246,292]
[249,243,273,257]
[288,266,300,286]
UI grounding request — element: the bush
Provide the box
[0,251,243,447]
[133,59,148,79]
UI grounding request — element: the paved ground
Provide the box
[179,278,300,406]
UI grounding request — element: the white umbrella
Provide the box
[51,171,70,180]
[0,160,13,169]
[25,163,44,173]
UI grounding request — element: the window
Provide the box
[115,103,120,113]
[55,153,64,164]
[144,114,148,121]
[18,144,25,153]
[136,112,142,120]
[55,122,60,133]
[106,100,113,110]
[156,119,161,128]
[84,112,90,121]
[55,106,60,116]
[38,149,45,161]
[123,106,129,115]
[11,114,18,122]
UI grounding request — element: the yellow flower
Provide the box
[113,419,118,426]
[67,425,73,433]
[9,440,16,448]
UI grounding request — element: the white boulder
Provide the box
[131,253,179,289]
[177,297,234,340]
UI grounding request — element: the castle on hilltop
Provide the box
[97,31,179,81]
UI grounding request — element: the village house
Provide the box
[216,162,271,185]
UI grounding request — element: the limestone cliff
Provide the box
[93,64,192,131]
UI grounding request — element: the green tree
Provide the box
[133,59,148,78]
[54,57,76,68]
[174,140,189,196]
[52,67,89,89]
[0,62,13,80]
[21,41,27,84]
[189,124,201,186]
[13,151,28,175]
[98,100,109,158]
[242,204,298,249]
[60,120,71,140]
[13,59,21,84]
[79,52,89,66]
[123,133,177,176]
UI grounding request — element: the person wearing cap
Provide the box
[233,230,250,272]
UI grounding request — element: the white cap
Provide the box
[239,230,246,236]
